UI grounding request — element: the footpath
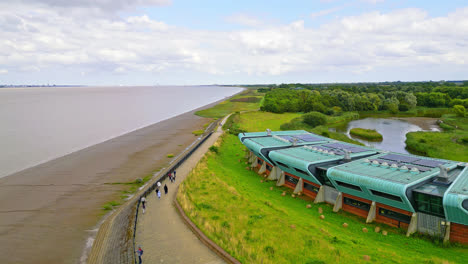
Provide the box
[134,118,229,264]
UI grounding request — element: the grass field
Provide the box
[236,111,363,145]
[405,115,468,162]
[195,89,263,118]
[178,134,467,264]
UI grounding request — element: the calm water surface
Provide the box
[332,118,439,154]
[0,86,242,178]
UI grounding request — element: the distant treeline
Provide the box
[259,82,468,114]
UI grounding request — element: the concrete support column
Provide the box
[443,221,451,243]
[406,213,418,237]
[333,192,343,212]
[293,178,303,194]
[366,201,377,223]
[245,151,252,159]
[314,186,325,204]
[258,161,266,174]
[249,153,256,163]
[268,166,282,181]
[276,171,285,186]
[251,157,258,168]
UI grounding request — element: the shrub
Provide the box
[453,105,466,117]
[303,112,327,127]
[350,128,383,141]
[209,146,219,153]
[167,153,174,158]
[457,136,468,145]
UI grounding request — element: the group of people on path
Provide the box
[137,170,177,263]
[155,183,168,199]
[168,170,177,183]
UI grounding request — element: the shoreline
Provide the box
[0,89,243,264]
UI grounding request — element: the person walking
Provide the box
[156,188,161,199]
[164,184,168,195]
[137,246,143,264]
[141,197,146,214]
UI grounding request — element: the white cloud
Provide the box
[11,0,171,12]
[226,13,264,27]
[1,3,468,83]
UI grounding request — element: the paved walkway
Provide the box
[135,119,229,264]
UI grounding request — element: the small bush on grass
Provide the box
[209,146,219,153]
[303,112,328,127]
[192,130,204,136]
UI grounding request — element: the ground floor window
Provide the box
[344,197,370,211]
[266,164,272,171]
[378,208,411,223]
[285,175,299,185]
[414,192,445,217]
[304,182,319,193]
[258,159,263,165]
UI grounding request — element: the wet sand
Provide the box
[0,105,216,264]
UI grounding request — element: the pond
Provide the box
[330,118,440,154]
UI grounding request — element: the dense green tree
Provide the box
[303,112,328,127]
[453,105,466,117]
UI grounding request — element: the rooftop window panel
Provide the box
[293,134,324,142]
[336,180,362,192]
[322,143,369,153]
[294,167,309,176]
[379,153,420,163]
[369,189,403,202]
[411,159,446,168]
[276,161,289,168]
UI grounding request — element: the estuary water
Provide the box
[0,86,242,178]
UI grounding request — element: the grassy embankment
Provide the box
[406,114,468,162]
[195,89,264,118]
[234,111,362,145]
[178,134,467,264]
[350,128,383,141]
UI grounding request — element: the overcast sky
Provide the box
[1,0,468,85]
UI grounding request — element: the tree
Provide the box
[303,112,328,127]
[453,105,466,117]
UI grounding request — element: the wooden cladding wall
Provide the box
[450,222,468,244]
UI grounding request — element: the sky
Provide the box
[1,0,468,85]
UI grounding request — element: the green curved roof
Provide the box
[327,153,459,212]
[443,166,468,225]
[239,130,330,164]
[268,143,377,185]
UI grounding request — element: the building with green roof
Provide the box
[239,130,468,244]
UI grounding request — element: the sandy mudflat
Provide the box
[0,105,215,264]
[392,117,440,131]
